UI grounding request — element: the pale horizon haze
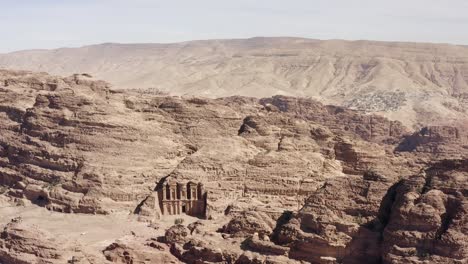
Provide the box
[1,0,468,53]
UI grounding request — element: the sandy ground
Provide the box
[0,197,207,261]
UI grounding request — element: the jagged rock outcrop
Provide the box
[163,223,302,264]
[397,126,468,159]
[133,192,162,222]
[0,217,65,264]
[259,96,408,145]
[165,225,191,244]
[381,159,468,263]
[244,233,290,257]
[271,159,467,264]
[222,211,276,237]
[103,235,179,264]
[272,175,395,263]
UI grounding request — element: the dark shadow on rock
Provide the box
[270,210,294,242]
[342,180,403,264]
[395,132,421,152]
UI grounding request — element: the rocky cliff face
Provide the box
[381,159,467,263]
[0,69,466,263]
[1,38,468,128]
[397,126,468,160]
[0,217,65,264]
[271,159,467,263]
[0,69,411,218]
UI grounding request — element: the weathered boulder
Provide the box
[222,211,276,237]
[0,217,64,264]
[103,235,179,264]
[165,224,190,244]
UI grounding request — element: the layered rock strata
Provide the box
[0,69,466,263]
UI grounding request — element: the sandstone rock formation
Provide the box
[381,159,468,263]
[162,222,301,264]
[1,69,412,218]
[271,160,468,263]
[397,126,468,160]
[0,69,466,263]
[103,235,179,264]
[0,217,65,264]
[1,37,468,128]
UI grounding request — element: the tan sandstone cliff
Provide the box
[0,69,466,263]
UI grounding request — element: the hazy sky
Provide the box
[1,0,467,53]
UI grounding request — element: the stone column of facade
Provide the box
[197,183,204,200]
[179,183,186,200]
[187,182,195,199]
[171,184,177,215]
[162,184,167,201]
[192,184,197,200]
[199,183,205,216]
[185,183,192,215]
[170,184,176,200]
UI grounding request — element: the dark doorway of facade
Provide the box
[182,204,186,213]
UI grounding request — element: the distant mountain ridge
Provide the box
[1,37,468,128]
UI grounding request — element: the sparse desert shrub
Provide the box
[44,177,62,190]
[363,168,383,181]
[354,213,366,225]
[124,98,135,109]
[418,250,431,259]
[174,218,184,225]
